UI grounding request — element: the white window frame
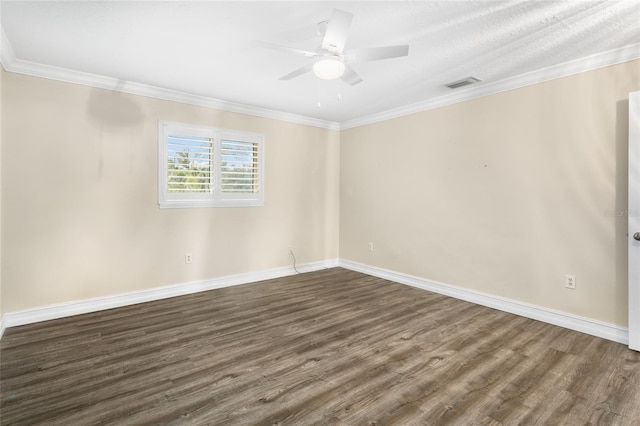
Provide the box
[158,121,264,208]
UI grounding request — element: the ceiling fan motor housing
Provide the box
[313,56,346,80]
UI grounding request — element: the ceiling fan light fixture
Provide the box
[313,56,345,80]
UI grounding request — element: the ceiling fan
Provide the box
[258,8,409,86]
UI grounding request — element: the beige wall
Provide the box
[2,59,639,329]
[2,72,340,312]
[341,60,640,327]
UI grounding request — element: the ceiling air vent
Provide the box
[445,76,482,89]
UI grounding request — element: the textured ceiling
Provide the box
[1,1,639,125]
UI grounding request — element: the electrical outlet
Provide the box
[565,274,576,289]
[185,253,193,264]
[288,247,294,256]
[368,242,374,252]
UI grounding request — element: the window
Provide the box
[158,121,264,208]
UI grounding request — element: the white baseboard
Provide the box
[2,259,338,331]
[1,258,629,346]
[339,259,629,345]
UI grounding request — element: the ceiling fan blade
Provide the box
[322,8,353,53]
[279,62,315,80]
[344,45,409,63]
[341,65,363,86]
[255,41,318,58]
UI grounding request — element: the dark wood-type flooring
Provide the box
[1,268,639,425]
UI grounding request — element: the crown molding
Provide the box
[1,25,637,132]
[0,28,340,131]
[339,43,640,130]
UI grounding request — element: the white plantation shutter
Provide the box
[166,134,214,194]
[220,136,260,195]
[159,122,264,208]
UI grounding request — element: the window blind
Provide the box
[159,121,264,208]
[167,134,213,193]
[220,139,260,194]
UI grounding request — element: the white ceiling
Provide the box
[1,1,639,127]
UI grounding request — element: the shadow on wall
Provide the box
[85,81,147,182]
[86,82,145,128]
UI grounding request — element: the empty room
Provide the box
[1,1,639,424]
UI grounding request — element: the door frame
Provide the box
[629,90,639,351]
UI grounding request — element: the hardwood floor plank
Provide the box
[2,268,639,425]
